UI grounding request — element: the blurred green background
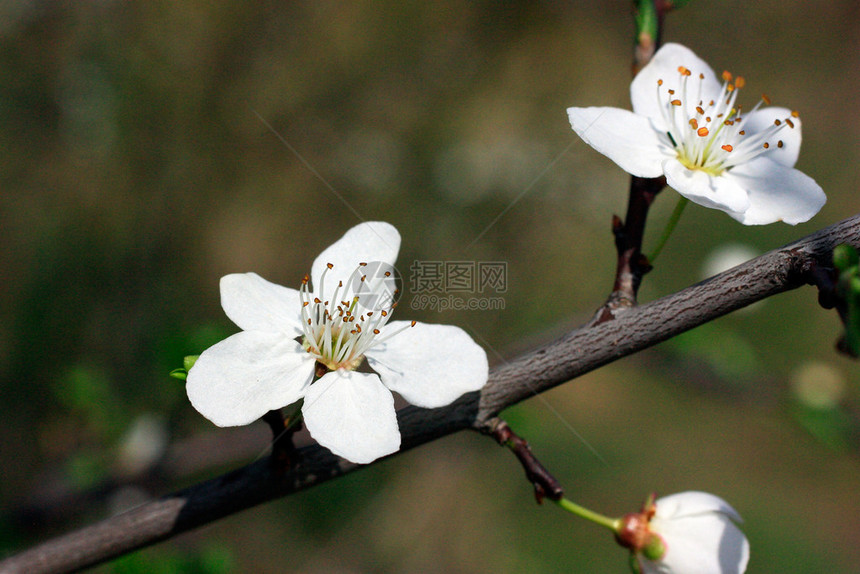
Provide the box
[1,1,859,572]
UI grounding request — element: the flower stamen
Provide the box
[299,263,401,372]
[656,62,798,175]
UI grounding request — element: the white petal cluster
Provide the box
[640,491,750,574]
[186,222,488,464]
[568,43,825,225]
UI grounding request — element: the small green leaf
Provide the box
[169,368,187,381]
[183,354,200,371]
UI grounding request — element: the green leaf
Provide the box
[168,368,187,381]
[169,355,200,381]
[183,354,200,371]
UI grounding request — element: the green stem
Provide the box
[555,497,620,532]
[648,195,688,263]
[634,0,658,42]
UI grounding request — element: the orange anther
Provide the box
[762,94,771,105]
[785,119,795,128]
[697,127,710,137]
[721,145,733,152]
[735,76,745,88]
[671,99,682,106]
[722,70,732,82]
[689,118,699,129]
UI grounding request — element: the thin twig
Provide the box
[488,418,564,503]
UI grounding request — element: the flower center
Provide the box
[298,262,412,372]
[656,66,798,176]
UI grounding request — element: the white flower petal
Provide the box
[644,492,750,574]
[739,107,801,167]
[631,43,720,121]
[654,491,743,523]
[186,330,315,427]
[725,157,826,225]
[302,370,401,464]
[568,107,670,178]
[310,222,401,305]
[366,322,488,408]
[220,273,303,336]
[662,158,751,214]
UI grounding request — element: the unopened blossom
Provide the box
[616,491,749,574]
[568,43,825,225]
[186,222,488,464]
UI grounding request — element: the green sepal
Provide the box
[641,532,666,561]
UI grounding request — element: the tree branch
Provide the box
[3,214,859,574]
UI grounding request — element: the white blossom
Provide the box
[568,43,825,225]
[638,491,750,574]
[186,222,488,464]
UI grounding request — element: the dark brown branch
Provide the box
[3,214,860,574]
[593,1,671,322]
[593,175,665,323]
